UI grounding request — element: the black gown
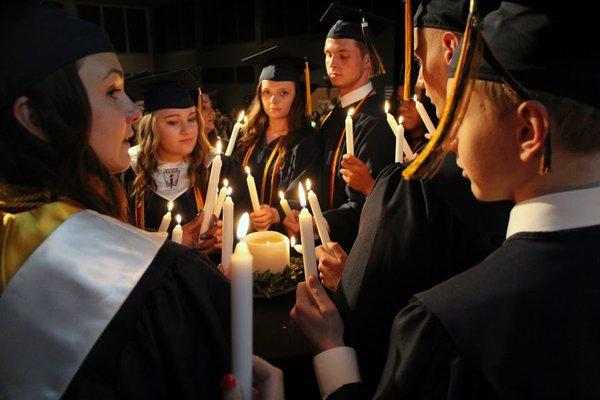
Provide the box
[63,241,231,400]
[330,225,600,399]
[232,124,321,220]
[319,93,395,251]
[333,159,511,395]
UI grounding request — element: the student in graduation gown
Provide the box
[307,4,396,251]
[292,2,600,398]
[231,45,321,232]
[305,1,510,394]
[125,71,249,239]
[0,6,274,399]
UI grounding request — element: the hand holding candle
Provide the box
[171,214,183,244]
[279,190,293,219]
[213,179,229,218]
[345,107,355,156]
[245,166,261,213]
[201,140,223,235]
[230,212,253,400]
[158,201,173,232]
[225,110,245,156]
[298,183,318,278]
[305,179,330,244]
[413,95,436,137]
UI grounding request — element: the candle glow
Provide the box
[237,212,250,240]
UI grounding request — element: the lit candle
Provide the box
[245,166,261,213]
[221,190,234,274]
[231,212,253,400]
[384,100,400,133]
[225,110,245,156]
[158,201,173,232]
[305,179,330,244]
[171,214,183,244]
[291,235,303,254]
[298,183,318,278]
[245,231,290,274]
[278,190,293,219]
[397,116,414,162]
[345,107,355,156]
[200,140,223,234]
[413,95,436,137]
[213,179,229,218]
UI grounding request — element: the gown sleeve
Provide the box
[63,241,231,400]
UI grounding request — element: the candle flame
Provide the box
[305,178,312,191]
[237,110,245,122]
[245,166,251,175]
[298,182,306,208]
[227,187,233,196]
[384,100,390,114]
[176,214,182,224]
[398,115,404,125]
[168,201,174,212]
[290,236,296,247]
[348,107,354,117]
[223,178,229,187]
[236,212,250,240]
[279,190,285,200]
[216,140,222,154]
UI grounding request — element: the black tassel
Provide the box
[360,16,386,78]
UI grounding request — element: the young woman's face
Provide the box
[78,52,140,174]
[201,94,216,132]
[155,107,199,162]
[260,80,296,121]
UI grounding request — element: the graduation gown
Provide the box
[330,224,600,399]
[233,124,321,218]
[319,93,395,251]
[333,160,511,395]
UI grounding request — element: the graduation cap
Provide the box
[0,4,115,111]
[124,70,151,103]
[126,70,199,113]
[414,0,501,31]
[319,2,395,78]
[242,45,321,115]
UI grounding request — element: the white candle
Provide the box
[305,179,330,244]
[213,179,229,218]
[245,231,290,274]
[225,110,245,156]
[158,201,173,232]
[278,190,293,219]
[200,140,223,234]
[345,107,355,156]
[221,193,234,274]
[413,95,436,136]
[231,212,253,400]
[397,116,414,162]
[298,183,318,278]
[171,214,183,244]
[384,100,400,133]
[291,236,303,254]
[245,166,261,213]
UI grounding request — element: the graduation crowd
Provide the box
[1,0,599,399]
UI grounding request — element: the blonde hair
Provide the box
[132,109,211,207]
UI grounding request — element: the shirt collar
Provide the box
[339,81,373,108]
[506,185,600,238]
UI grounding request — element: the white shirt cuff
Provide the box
[313,346,361,399]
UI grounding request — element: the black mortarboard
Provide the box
[0,4,115,110]
[450,2,598,109]
[126,70,199,113]
[124,70,151,103]
[242,45,321,115]
[414,0,500,31]
[320,2,394,78]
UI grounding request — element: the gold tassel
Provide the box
[403,0,413,101]
[304,60,312,116]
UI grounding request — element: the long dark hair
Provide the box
[236,80,308,156]
[0,61,129,221]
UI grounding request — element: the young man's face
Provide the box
[448,81,523,201]
[414,27,453,117]
[324,38,370,92]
